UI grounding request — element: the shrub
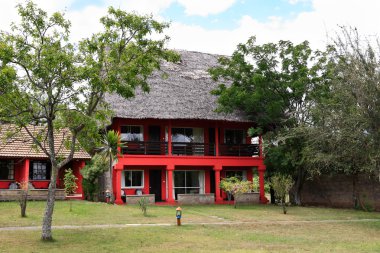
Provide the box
[138,197,149,216]
[270,174,294,214]
[64,169,78,195]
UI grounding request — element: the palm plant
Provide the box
[98,130,122,204]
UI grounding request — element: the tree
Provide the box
[270,174,294,214]
[209,37,329,205]
[63,168,78,212]
[0,1,178,240]
[97,130,121,204]
[304,27,380,208]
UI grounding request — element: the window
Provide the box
[225,129,245,144]
[120,125,143,142]
[225,171,246,181]
[174,171,204,199]
[123,170,144,188]
[171,128,204,143]
[0,160,14,180]
[29,161,51,180]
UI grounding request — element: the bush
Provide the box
[138,197,149,216]
[64,169,78,195]
[270,174,294,214]
[220,177,253,208]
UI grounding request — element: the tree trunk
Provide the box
[292,168,305,205]
[20,190,28,217]
[270,187,276,204]
[282,199,287,214]
[109,154,114,204]
[41,167,57,241]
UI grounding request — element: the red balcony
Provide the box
[121,141,260,157]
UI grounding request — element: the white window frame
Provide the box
[173,170,205,198]
[122,170,144,189]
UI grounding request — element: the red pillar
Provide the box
[168,121,172,155]
[76,160,85,196]
[258,165,269,204]
[213,165,223,203]
[23,159,30,183]
[114,166,123,204]
[167,165,174,203]
[215,126,219,156]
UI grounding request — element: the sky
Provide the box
[0,0,379,55]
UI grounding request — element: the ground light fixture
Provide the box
[176,206,182,226]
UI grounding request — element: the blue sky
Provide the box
[161,0,313,30]
[0,0,378,54]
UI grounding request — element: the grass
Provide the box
[0,200,379,252]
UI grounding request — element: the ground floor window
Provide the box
[0,160,14,180]
[122,170,144,188]
[174,171,204,199]
[29,161,51,180]
[225,170,247,181]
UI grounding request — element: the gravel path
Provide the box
[1,219,379,231]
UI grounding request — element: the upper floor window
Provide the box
[0,160,14,180]
[225,129,246,145]
[120,125,143,142]
[29,161,51,180]
[171,127,204,143]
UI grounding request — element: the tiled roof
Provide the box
[0,125,91,159]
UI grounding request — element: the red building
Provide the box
[0,125,90,200]
[106,51,268,204]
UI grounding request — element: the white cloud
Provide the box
[167,0,380,54]
[103,0,175,16]
[177,0,237,17]
[1,0,380,56]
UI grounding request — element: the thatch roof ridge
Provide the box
[106,50,250,122]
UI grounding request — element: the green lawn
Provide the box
[0,201,379,252]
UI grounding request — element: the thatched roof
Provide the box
[0,125,91,159]
[105,50,250,122]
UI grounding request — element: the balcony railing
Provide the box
[121,141,167,155]
[219,144,260,157]
[121,141,260,157]
[172,142,215,156]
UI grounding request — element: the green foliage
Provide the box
[210,36,331,205]
[81,153,108,201]
[304,27,380,178]
[97,130,123,203]
[82,178,100,202]
[270,174,294,214]
[138,197,149,216]
[0,1,178,239]
[81,153,108,181]
[63,169,78,195]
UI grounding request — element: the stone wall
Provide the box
[126,194,155,204]
[235,192,260,205]
[300,174,380,211]
[0,189,66,201]
[177,194,215,205]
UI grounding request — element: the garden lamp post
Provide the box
[176,207,182,226]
